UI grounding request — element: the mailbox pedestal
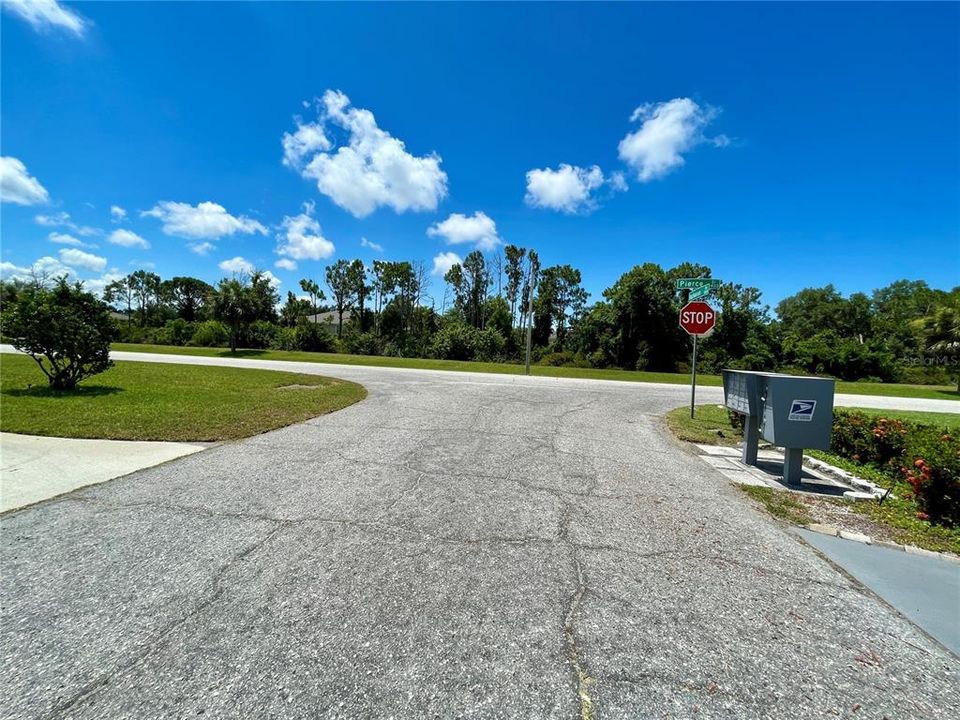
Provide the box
[722,370,835,486]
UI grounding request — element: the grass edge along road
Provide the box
[112,343,960,401]
[0,354,366,442]
[665,404,960,555]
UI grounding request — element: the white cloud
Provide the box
[2,0,88,37]
[142,201,267,239]
[83,271,126,298]
[189,241,215,255]
[0,256,75,283]
[618,98,723,181]
[524,164,607,213]
[260,270,282,289]
[0,156,49,206]
[276,202,335,261]
[35,211,99,236]
[282,119,331,168]
[110,205,127,222]
[219,256,255,275]
[609,171,629,192]
[58,248,107,272]
[360,237,384,252]
[108,228,150,249]
[285,90,448,217]
[35,211,70,226]
[431,251,462,277]
[48,231,86,247]
[274,258,297,271]
[427,211,501,251]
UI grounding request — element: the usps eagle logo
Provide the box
[788,400,817,422]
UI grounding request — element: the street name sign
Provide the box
[675,278,722,290]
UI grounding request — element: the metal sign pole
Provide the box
[524,278,535,375]
[690,334,698,418]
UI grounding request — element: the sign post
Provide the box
[678,298,718,418]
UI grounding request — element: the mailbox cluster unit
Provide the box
[722,369,836,485]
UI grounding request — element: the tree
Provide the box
[325,259,354,337]
[163,276,212,321]
[211,278,254,352]
[103,277,135,324]
[299,278,324,323]
[280,291,312,326]
[914,305,960,391]
[1,278,115,390]
[248,271,280,323]
[128,270,162,326]
[504,245,527,326]
[348,259,370,332]
[533,265,588,349]
[461,251,490,328]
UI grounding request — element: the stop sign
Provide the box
[679,301,716,337]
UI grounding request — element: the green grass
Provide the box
[662,402,960,554]
[0,353,366,441]
[664,403,742,445]
[834,408,960,431]
[806,450,960,554]
[738,485,813,526]
[111,343,960,400]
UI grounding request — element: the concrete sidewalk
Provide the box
[797,528,960,655]
[0,433,208,513]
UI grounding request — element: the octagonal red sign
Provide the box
[679,301,716,337]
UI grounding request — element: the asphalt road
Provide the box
[2,353,958,719]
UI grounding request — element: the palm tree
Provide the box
[914,306,960,391]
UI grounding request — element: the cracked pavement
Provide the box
[2,354,958,719]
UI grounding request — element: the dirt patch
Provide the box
[276,384,326,391]
[796,494,902,545]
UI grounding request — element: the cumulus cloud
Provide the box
[260,270,282,289]
[618,98,725,181]
[218,256,255,275]
[360,237,384,252]
[524,164,612,213]
[83,271,126,298]
[0,256,74,283]
[275,258,297,271]
[59,247,107,272]
[283,90,448,217]
[2,0,88,37]
[110,205,127,222]
[108,228,150,249]
[142,201,267,239]
[189,242,215,255]
[48,232,86,247]
[0,156,49,206]
[276,202,335,262]
[282,119,331,168]
[427,211,501,251]
[35,211,99,236]
[431,251,462,277]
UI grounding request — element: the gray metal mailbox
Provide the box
[722,370,835,485]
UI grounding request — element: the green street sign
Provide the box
[675,278,722,290]
[688,285,712,300]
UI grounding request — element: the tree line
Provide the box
[1,251,957,386]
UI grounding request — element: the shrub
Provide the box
[831,410,960,526]
[190,320,230,347]
[155,318,195,346]
[537,351,590,368]
[271,322,336,352]
[1,279,115,390]
[242,320,278,349]
[115,322,159,344]
[430,323,505,361]
[343,332,382,356]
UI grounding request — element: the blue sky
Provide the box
[2,1,958,311]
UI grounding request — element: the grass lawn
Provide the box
[664,403,960,555]
[0,353,366,442]
[112,343,960,401]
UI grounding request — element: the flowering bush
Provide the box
[832,410,959,526]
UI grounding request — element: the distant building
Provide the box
[305,309,352,334]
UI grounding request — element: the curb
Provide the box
[804,523,960,565]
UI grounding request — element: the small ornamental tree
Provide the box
[1,278,116,390]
